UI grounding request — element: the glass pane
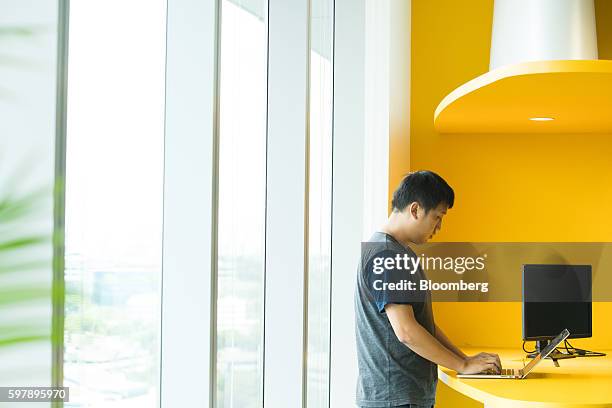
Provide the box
[216,0,268,407]
[307,0,334,406]
[64,1,166,407]
[0,0,57,390]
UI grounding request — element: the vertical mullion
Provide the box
[327,2,336,407]
[263,0,310,406]
[210,0,221,405]
[302,0,312,406]
[53,1,70,405]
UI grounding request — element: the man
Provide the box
[355,170,501,408]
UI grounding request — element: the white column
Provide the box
[389,0,411,198]
[363,0,390,239]
[490,0,598,70]
[263,0,309,406]
[161,0,217,406]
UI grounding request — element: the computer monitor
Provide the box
[522,264,592,355]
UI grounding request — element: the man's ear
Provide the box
[409,202,420,220]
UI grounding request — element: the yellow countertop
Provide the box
[438,347,612,408]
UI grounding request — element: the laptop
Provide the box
[457,328,570,379]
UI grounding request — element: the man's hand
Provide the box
[459,352,502,375]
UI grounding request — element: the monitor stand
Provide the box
[526,340,575,360]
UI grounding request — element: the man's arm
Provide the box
[434,324,467,359]
[434,323,502,370]
[385,303,500,374]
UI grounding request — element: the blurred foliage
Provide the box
[0,26,40,37]
[0,183,54,350]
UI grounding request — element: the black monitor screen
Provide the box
[522,264,592,341]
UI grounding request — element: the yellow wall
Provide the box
[392,0,612,405]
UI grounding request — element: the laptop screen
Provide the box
[522,329,570,374]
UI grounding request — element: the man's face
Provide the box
[414,202,448,244]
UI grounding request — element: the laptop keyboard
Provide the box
[481,368,514,375]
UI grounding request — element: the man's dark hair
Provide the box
[391,170,454,213]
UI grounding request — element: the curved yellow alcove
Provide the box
[434,60,612,134]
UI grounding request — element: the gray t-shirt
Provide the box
[355,232,437,407]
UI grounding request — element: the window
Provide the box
[216,0,268,407]
[64,1,166,406]
[0,0,58,391]
[307,0,334,406]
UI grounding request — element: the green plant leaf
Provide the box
[0,260,51,274]
[0,235,50,251]
[0,334,49,348]
[0,286,50,306]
